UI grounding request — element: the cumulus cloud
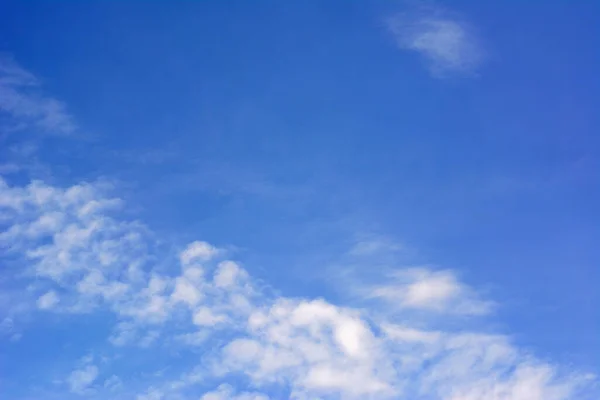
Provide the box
[171,274,203,306]
[0,177,148,315]
[219,299,395,399]
[0,56,75,134]
[180,241,220,265]
[1,177,596,400]
[193,307,227,326]
[67,364,99,394]
[387,6,482,76]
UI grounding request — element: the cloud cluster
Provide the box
[0,176,596,399]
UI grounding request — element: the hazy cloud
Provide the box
[67,364,99,394]
[0,56,76,134]
[367,268,493,315]
[387,6,482,76]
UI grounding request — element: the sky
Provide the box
[0,1,599,399]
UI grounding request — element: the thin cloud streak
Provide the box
[0,56,76,135]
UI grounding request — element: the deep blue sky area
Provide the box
[1,1,599,399]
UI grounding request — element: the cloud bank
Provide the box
[1,176,596,399]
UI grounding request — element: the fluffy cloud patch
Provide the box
[180,241,220,265]
[219,299,395,399]
[367,268,492,315]
[1,177,596,400]
[67,364,99,394]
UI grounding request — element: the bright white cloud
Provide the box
[213,260,247,288]
[368,268,493,315]
[387,7,482,76]
[67,364,99,394]
[180,241,220,265]
[219,299,396,398]
[380,323,441,344]
[1,177,596,400]
[0,56,75,134]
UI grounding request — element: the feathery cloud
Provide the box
[387,6,482,76]
[0,56,75,134]
[367,268,493,315]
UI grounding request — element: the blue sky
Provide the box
[0,1,599,399]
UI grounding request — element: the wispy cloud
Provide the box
[367,268,493,315]
[1,177,596,399]
[0,56,75,134]
[103,375,123,392]
[199,384,269,400]
[348,236,403,256]
[386,6,483,76]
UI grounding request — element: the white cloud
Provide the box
[67,364,99,394]
[119,290,169,324]
[368,268,492,315]
[37,290,59,309]
[387,7,482,76]
[180,241,220,265]
[109,321,137,347]
[404,270,460,305]
[0,178,138,287]
[217,297,591,400]
[193,307,227,326]
[220,299,396,399]
[175,331,210,347]
[213,260,247,288]
[0,56,75,134]
[380,323,441,344]
[76,270,130,301]
[171,275,202,306]
[2,178,596,400]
